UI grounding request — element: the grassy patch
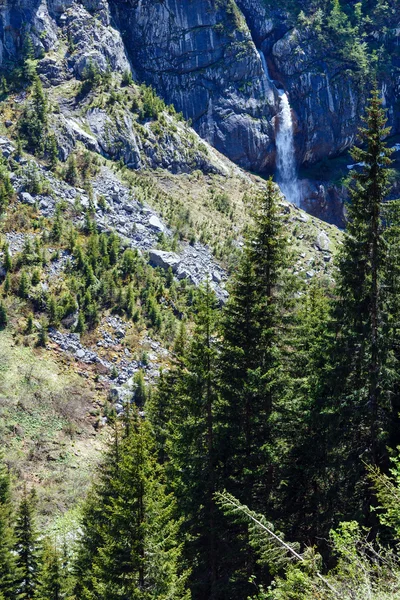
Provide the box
[0,330,104,527]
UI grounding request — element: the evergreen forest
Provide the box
[2,89,400,599]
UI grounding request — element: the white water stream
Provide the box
[258,50,301,206]
[275,91,300,206]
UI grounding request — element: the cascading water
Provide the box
[275,91,300,206]
[258,50,271,82]
[257,50,301,206]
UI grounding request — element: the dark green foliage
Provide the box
[18,77,48,154]
[35,541,65,600]
[75,311,85,334]
[50,209,63,242]
[0,453,16,600]
[159,283,222,599]
[65,154,79,186]
[14,487,39,600]
[321,90,396,518]
[283,90,400,542]
[133,370,147,406]
[0,164,14,213]
[25,313,34,335]
[80,60,111,95]
[121,70,133,86]
[48,295,59,326]
[0,301,7,328]
[37,319,48,347]
[18,271,30,299]
[217,178,293,514]
[73,409,190,599]
[139,84,166,120]
[3,274,10,296]
[46,135,58,169]
[31,269,40,286]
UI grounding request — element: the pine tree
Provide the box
[48,296,59,326]
[332,91,393,454]
[22,37,36,83]
[75,311,86,334]
[0,453,16,600]
[0,76,8,96]
[14,487,40,600]
[133,370,147,407]
[51,213,62,242]
[73,410,190,600]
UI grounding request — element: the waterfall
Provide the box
[275,91,300,206]
[257,49,300,206]
[258,50,271,82]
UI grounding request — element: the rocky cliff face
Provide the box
[0,0,399,186]
[109,0,277,171]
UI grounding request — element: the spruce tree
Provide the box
[0,453,16,600]
[47,135,58,170]
[14,487,39,600]
[217,178,292,514]
[0,301,7,328]
[331,89,394,463]
[298,89,398,539]
[3,273,10,296]
[166,282,221,599]
[213,178,295,594]
[73,410,190,600]
[18,271,30,299]
[35,540,63,600]
[32,77,48,126]
[3,245,12,273]
[65,155,79,186]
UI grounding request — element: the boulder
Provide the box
[316,231,331,252]
[0,137,15,158]
[149,250,181,272]
[148,215,165,233]
[19,192,36,206]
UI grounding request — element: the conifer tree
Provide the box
[37,319,48,347]
[26,313,34,335]
[165,282,221,599]
[47,135,58,170]
[18,271,30,299]
[0,301,7,328]
[329,89,394,465]
[3,245,12,273]
[217,178,292,514]
[65,155,79,186]
[48,296,59,326]
[14,487,40,600]
[0,453,16,600]
[32,77,47,123]
[35,540,63,600]
[295,89,399,539]
[73,410,190,600]
[3,273,10,296]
